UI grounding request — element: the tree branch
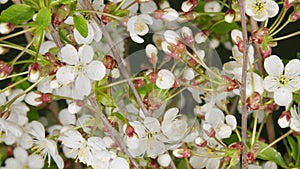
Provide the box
[238,0,250,168]
[82,0,151,117]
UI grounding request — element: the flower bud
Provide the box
[195,136,207,147]
[133,79,145,88]
[125,125,135,138]
[225,9,235,23]
[157,154,171,167]
[145,44,158,65]
[290,11,300,22]
[154,8,179,21]
[203,123,215,137]
[0,61,13,78]
[278,110,291,128]
[246,152,255,164]
[52,5,70,27]
[284,0,296,8]
[180,26,194,45]
[259,45,272,59]
[246,92,261,111]
[28,63,40,83]
[173,149,192,158]
[103,55,117,69]
[25,91,53,106]
[0,22,14,34]
[181,0,198,12]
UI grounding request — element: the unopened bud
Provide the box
[278,110,291,128]
[181,0,198,12]
[25,91,53,106]
[0,22,14,34]
[0,61,13,78]
[28,63,40,83]
[225,9,235,23]
[173,149,192,158]
[246,92,261,111]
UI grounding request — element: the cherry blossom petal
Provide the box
[144,117,160,133]
[26,121,45,140]
[60,44,78,65]
[39,41,56,55]
[164,30,180,44]
[285,59,300,76]
[231,29,242,44]
[225,115,237,130]
[28,154,44,169]
[86,60,106,80]
[56,66,76,85]
[78,45,94,64]
[263,76,277,92]
[288,76,300,91]
[264,55,283,77]
[75,74,92,97]
[266,0,279,18]
[290,108,300,132]
[130,31,144,43]
[205,108,224,127]
[110,157,129,169]
[274,87,292,106]
[59,109,76,125]
[157,154,171,167]
[216,124,232,139]
[14,147,28,164]
[74,23,94,45]
[156,69,175,89]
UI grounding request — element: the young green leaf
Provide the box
[0,4,35,25]
[35,7,51,28]
[73,15,88,38]
[257,141,288,168]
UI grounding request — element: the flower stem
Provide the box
[259,130,293,153]
[270,19,290,37]
[0,27,35,41]
[251,110,259,147]
[273,30,300,41]
[88,97,140,169]
[76,10,122,20]
[0,71,29,81]
[11,38,34,66]
[269,7,288,33]
[238,0,249,167]
[0,76,29,93]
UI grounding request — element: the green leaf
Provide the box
[60,0,77,4]
[35,7,51,28]
[287,136,298,161]
[95,89,115,107]
[257,141,288,168]
[111,112,125,121]
[210,21,240,34]
[0,4,35,25]
[73,15,88,38]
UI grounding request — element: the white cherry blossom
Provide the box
[56,44,106,99]
[245,0,279,22]
[26,121,64,169]
[156,69,175,89]
[264,55,300,106]
[127,14,153,43]
[290,107,300,132]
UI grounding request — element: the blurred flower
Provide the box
[156,69,175,89]
[127,14,153,43]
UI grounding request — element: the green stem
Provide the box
[5,77,44,108]
[251,110,259,147]
[76,10,122,20]
[11,38,34,66]
[273,30,300,41]
[0,27,35,41]
[269,8,288,33]
[114,0,126,12]
[259,130,293,153]
[255,113,268,141]
[0,42,38,56]
[165,87,187,102]
[0,77,29,93]
[98,77,144,89]
[270,19,290,37]
[0,71,29,81]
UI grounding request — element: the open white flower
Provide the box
[2,147,44,169]
[245,0,279,22]
[26,121,64,169]
[264,55,300,106]
[56,44,106,99]
[127,14,153,43]
[156,69,175,89]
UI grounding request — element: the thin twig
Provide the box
[82,0,151,117]
[49,24,63,49]
[238,0,250,168]
[88,97,140,169]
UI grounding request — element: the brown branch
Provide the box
[49,24,63,49]
[238,0,250,168]
[88,97,140,169]
[82,0,151,117]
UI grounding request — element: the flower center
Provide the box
[134,22,147,34]
[278,76,289,86]
[253,0,266,13]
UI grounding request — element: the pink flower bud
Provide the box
[181,0,198,12]
[246,92,261,111]
[28,63,40,83]
[284,0,296,8]
[195,136,207,147]
[25,91,53,106]
[0,22,14,34]
[172,149,192,158]
[125,125,135,137]
[278,110,291,128]
[0,61,13,77]
[180,26,194,45]
[225,9,235,23]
